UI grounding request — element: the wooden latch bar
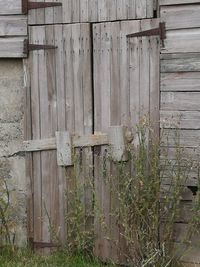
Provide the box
[23,40,57,56]
[126,22,166,40]
[22,0,62,14]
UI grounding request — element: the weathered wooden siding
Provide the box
[93,19,160,262]
[28,0,155,25]
[0,0,22,15]
[0,0,27,57]
[160,1,200,263]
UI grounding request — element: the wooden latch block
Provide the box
[108,126,129,162]
[55,132,72,167]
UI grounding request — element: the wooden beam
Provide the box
[23,133,109,153]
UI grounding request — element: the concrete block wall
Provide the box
[0,59,26,245]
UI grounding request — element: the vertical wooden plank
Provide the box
[23,57,34,243]
[30,26,42,250]
[147,0,154,18]
[45,24,58,250]
[136,0,147,18]
[63,24,74,132]
[80,0,89,22]
[54,24,67,244]
[93,22,102,258]
[110,21,121,127]
[128,0,136,19]
[45,0,54,24]
[109,21,121,263]
[129,23,141,133]
[35,0,45,24]
[117,0,128,20]
[99,22,111,260]
[36,25,50,253]
[53,0,63,23]
[88,0,98,22]
[63,0,72,23]
[63,23,75,246]
[72,24,84,135]
[81,23,93,235]
[109,0,117,21]
[98,0,107,22]
[139,36,150,118]
[149,36,160,136]
[72,0,80,23]
[120,20,140,126]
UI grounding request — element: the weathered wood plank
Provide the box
[161,72,200,92]
[161,57,200,73]
[0,0,22,15]
[161,92,200,111]
[0,37,26,58]
[0,16,27,36]
[161,129,200,148]
[30,26,42,250]
[162,29,200,54]
[54,24,66,244]
[159,0,200,5]
[161,4,200,30]
[23,57,34,242]
[161,111,200,129]
[23,133,110,152]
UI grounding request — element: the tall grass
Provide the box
[65,121,200,266]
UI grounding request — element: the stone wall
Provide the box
[0,59,26,245]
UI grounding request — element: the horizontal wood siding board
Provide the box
[0,0,22,15]
[0,37,26,58]
[0,16,27,36]
[160,110,200,129]
[161,92,200,111]
[161,72,200,91]
[159,0,200,5]
[161,58,200,72]
[161,129,200,148]
[162,29,200,54]
[160,5,200,30]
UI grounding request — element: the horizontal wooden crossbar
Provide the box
[23,133,109,152]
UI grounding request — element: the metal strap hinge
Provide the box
[126,22,166,40]
[24,40,57,55]
[22,0,62,14]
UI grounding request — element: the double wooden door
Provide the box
[24,19,160,258]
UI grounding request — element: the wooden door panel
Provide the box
[24,23,93,250]
[93,19,160,262]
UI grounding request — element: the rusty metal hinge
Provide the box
[126,22,166,41]
[22,0,62,14]
[29,238,60,249]
[24,40,57,56]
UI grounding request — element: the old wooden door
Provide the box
[24,18,161,257]
[93,19,160,262]
[24,23,93,250]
